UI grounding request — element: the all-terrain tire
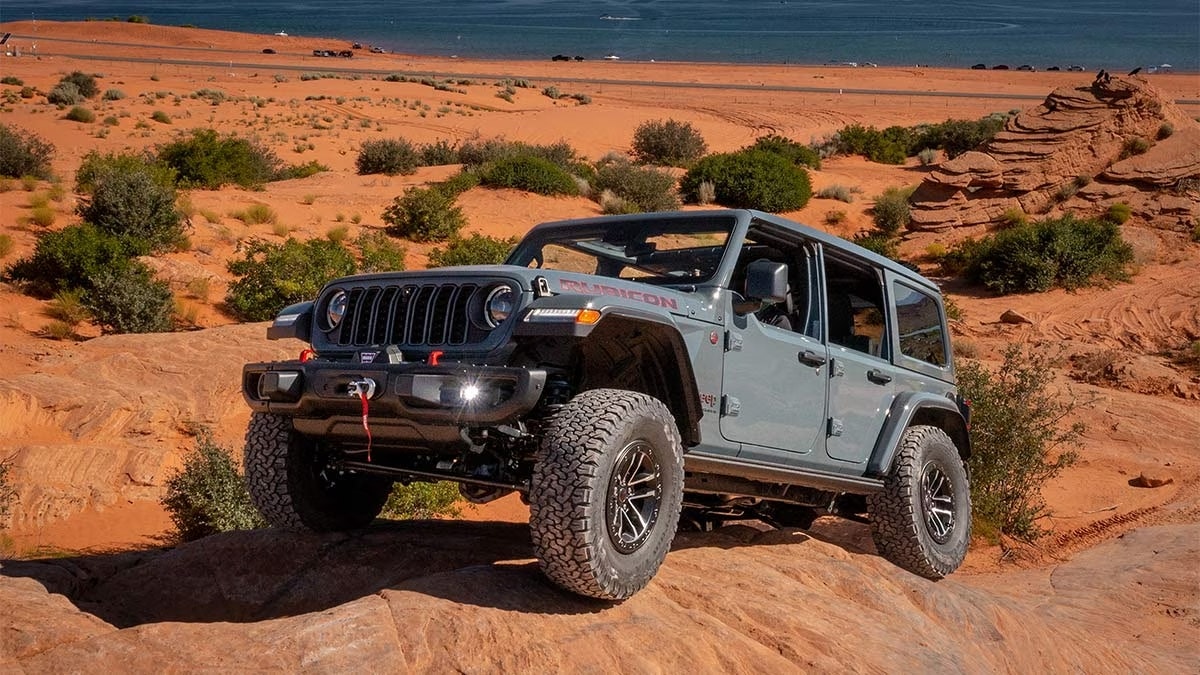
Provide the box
[244,412,392,532]
[529,389,684,600]
[867,425,971,579]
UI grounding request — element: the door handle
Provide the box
[798,350,827,367]
[867,369,893,385]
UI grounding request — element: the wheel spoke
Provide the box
[606,440,664,553]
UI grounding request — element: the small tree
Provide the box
[77,156,184,253]
[747,134,822,170]
[157,129,281,189]
[428,233,516,267]
[382,186,467,242]
[591,161,680,212]
[226,237,357,321]
[161,431,266,542]
[84,264,175,334]
[3,224,132,297]
[871,186,914,235]
[356,138,420,175]
[680,149,811,212]
[957,346,1081,539]
[0,124,54,179]
[631,119,707,167]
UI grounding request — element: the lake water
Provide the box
[3,0,1197,71]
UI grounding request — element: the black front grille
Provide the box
[333,282,487,348]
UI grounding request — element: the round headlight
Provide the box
[484,286,514,327]
[326,290,348,329]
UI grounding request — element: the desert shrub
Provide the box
[457,138,579,172]
[823,210,846,226]
[598,189,640,215]
[949,214,1134,294]
[78,157,184,253]
[47,289,90,325]
[150,110,172,124]
[0,455,14,525]
[1119,136,1151,159]
[957,345,1081,539]
[356,138,420,175]
[436,169,481,197]
[871,186,914,235]
[0,124,54,179]
[542,85,562,99]
[695,180,717,205]
[478,155,578,196]
[27,207,56,228]
[102,88,126,101]
[226,237,357,321]
[591,161,679,212]
[917,148,938,166]
[0,234,12,260]
[382,481,463,520]
[0,76,23,86]
[911,115,1006,159]
[161,430,266,542]
[1105,202,1132,224]
[65,106,95,123]
[428,233,516,267]
[631,119,707,167]
[76,151,168,193]
[3,224,132,297]
[1156,122,1174,140]
[419,139,460,166]
[59,71,99,98]
[1192,220,1200,243]
[84,264,175,333]
[852,230,899,259]
[816,184,859,203]
[157,129,281,189]
[382,186,467,242]
[230,203,277,225]
[747,134,821,170]
[275,160,328,181]
[355,230,407,273]
[998,207,1028,228]
[680,149,811,212]
[47,82,83,105]
[832,124,912,164]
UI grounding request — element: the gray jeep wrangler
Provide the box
[242,209,971,600]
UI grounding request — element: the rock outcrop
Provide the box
[910,76,1200,231]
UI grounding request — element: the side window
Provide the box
[824,256,887,358]
[893,282,947,366]
[730,228,819,340]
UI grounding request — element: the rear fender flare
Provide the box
[867,392,971,478]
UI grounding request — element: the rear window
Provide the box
[893,282,946,366]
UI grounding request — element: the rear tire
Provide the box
[867,425,971,579]
[529,389,684,600]
[244,412,392,532]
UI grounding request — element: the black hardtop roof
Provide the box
[526,209,940,292]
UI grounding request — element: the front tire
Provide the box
[529,389,684,600]
[867,425,971,579]
[244,412,392,532]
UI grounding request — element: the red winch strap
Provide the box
[358,389,372,462]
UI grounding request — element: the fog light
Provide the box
[460,384,481,402]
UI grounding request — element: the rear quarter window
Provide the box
[892,282,947,367]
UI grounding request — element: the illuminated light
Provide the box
[460,384,481,402]
[524,308,578,322]
[299,349,316,362]
[575,309,602,324]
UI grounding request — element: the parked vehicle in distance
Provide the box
[370,46,386,54]
[1046,66,1061,71]
[970,63,987,70]
[1067,64,1086,72]
[242,210,973,600]
[262,48,276,54]
[551,54,571,61]
[992,64,1010,70]
[352,42,363,49]
[1017,64,1035,71]
[338,50,353,58]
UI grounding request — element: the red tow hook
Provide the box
[347,378,377,462]
[428,350,444,366]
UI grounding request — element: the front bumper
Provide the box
[242,360,548,427]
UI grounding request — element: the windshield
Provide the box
[506,215,736,285]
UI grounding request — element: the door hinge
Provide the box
[827,417,844,437]
[725,331,743,352]
[722,395,741,417]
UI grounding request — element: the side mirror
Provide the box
[744,260,788,304]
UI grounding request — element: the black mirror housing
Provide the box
[744,260,788,304]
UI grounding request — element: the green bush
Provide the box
[457,138,579,172]
[77,155,183,253]
[747,134,821,170]
[852,230,899,259]
[680,149,811,212]
[102,88,126,101]
[47,288,90,325]
[957,345,1081,539]
[949,214,1134,294]
[871,186,914,235]
[274,159,328,181]
[478,155,578,196]
[47,82,83,106]
[428,233,516,267]
[419,139,460,166]
[230,203,276,225]
[150,110,172,124]
[0,124,54,179]
[591,161,679,212]
[226,237,357,321]
[631,119,707,167]
[355,230,407,273]
[1104,202,1132,224]
[1156,122,1174,140]
[161,430,266,542]
[1119,136,1151,159]
[382,482,463,520]
[436,169,481,197]
[3,224,131,297]
[84,264,175,334]
[65,106,95,123]
[0,76,23,86]
[382,186,467,242]
[356,138,420,175]
[60,71,99,98]
[911,116,1006,159]
[157,129,281,189]
[832,124,915,164]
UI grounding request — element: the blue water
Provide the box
[2,1,1197,71]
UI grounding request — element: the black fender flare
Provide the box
[867,391,971,478]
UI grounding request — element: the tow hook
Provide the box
[347,378,377,461]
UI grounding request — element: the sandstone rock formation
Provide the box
[910,77,1200,232]
[2,521,1198,672]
